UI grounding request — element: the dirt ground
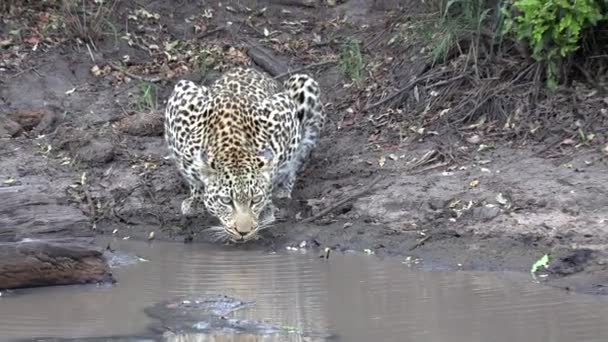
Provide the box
[2,0,608,295]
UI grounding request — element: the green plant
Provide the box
[502,0,604,89]
[429,0,492,64]
[339,39,364,84]
[196,49,213,75]
[578,128,595,145]
[136,82,157,112]
[530,253,549,273]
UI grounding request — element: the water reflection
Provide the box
[1,240,608,342]
[164,333,327,342]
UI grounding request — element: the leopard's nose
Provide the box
[235,214,255,234]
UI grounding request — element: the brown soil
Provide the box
[1,0,608,295]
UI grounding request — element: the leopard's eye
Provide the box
[219,196,232,205]
[251,194,264,204]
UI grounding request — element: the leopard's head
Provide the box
[194,147,276,242]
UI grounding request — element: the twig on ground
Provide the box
[244,21,266,37]
[86,43,96,63]
[196,26,226,40]
[300,175,383,224]
[364,72,437,112]
[409,235,431,250]
[10,65,41,78]
[410,162,450,174]
[574,63,606,96]
[108,62,162,83]
[408,149,438,170]
[424,75,466,89]
[274,61,336,80]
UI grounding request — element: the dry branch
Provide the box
[108,63,162,83]
[364,72,437,112]
[300,175,382,224]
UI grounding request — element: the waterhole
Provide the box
[1,240,608,342]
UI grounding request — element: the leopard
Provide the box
[164,67,324,243]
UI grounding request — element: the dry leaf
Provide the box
[478,144,493,152]
[466,135,481,144]
[496,193,508,205]
[0,39,13,48]
[561,138,576,145]
[3,177,16,185]
[469,179,479,188]
[91,65,102,76]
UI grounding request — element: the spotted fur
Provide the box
[164,67,324,242]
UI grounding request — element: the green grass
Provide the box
[424,0,493,64]
[134,82,158,113]
[196,49,212,75]
[60,0,119,44]
[339,39,364,84]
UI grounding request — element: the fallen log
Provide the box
[246,42,288,77]
[0,186,94,242]
[0,239,113,289]
[0,186,113,289]
[268,0,318,7]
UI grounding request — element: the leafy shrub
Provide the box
[502,0,604,89]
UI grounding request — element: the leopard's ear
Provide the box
[194,149,216,179]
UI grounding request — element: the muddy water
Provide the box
[1,240,608,342]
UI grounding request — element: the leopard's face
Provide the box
[196,149,275,242]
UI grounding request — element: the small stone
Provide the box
[472,205,501,222]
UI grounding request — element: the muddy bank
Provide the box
[1,0,608,294]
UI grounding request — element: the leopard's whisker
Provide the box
[203,226,230,242]
[204,225,225,232]
[258,217,276,231]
